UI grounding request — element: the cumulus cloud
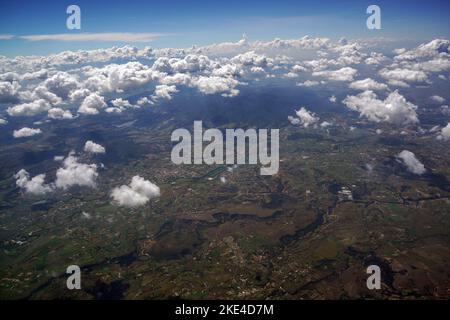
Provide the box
[7,99,50,117]
[283,72,299,78]
[151,84,178,101]
[161,54,213,74]
[343,90,418,125]
[437,123,450,141]
[379,68,428,84]
[320,121,332,128]
[21,69,49,81]
[329,95,337,103]
[111,98,132,108]
[386,79,410,88]
[14,169,53,195]
[0,81,20,102]
[13,127,42,138]
[69,88,91,101]
[55,154,98,189]
[84,140,106,154]
[110,175,160,207]
[136,96,152,106]
[48,107,74,119]
[106,98,135,113]
[292,64,307,73]
[78,93,107,115]
[1,36,448,142]
[296,80,320,87]
[441,105,450,116]
[288,107,319,127]
[394,39,449,61]
[0,118,7,125]
[397,150,426,175]
[231,51,270,68]
[430,95,445,104]
[365,52,388,65]
[25,85,63,105]
[44,72,79,98]
[193,76,239,97]
[349,78,388,91]
[84,61,159,93]
[313,67,358,82]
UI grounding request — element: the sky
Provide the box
[0,0,450,57]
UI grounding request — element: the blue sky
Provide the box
[1,0,449,56]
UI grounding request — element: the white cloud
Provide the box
[69,88,91,101]
[84,140,106,154]
[111,175,160,207]
[20,32,163,42]
[151,84,178,101]
[44,72,79,98]
[231,51,270,68]
[55,154,98,189]
[411,58,450,73]
[349,78,388,91]
[137,96,152,106]
[0,118,7,125]
[379,68,428,83]
[78,93,107,115]
[84,62,160,93]
[287,116,300,125]
[296,80,320,87]
[214,63,245,77]
[0,72,20,82]
[14,169,53,195]
[430,95,445,104]
[343,90,418,125]
[365,52,388,65]
[48,107,74,119]
[252,35,330,52]
[329,95,337,103]
[27,85,63,105]
[313,67,358,82]
[193,76,239,97]
[441,105,450,116]
[7,99,50,117]
[397,150,426,175]
[288,107,319,128]
[394,39,449,61]
[0,34,14,40]
[0,81,20,102]
[292,64,307,73]
[387,79,410,88]
[393,48,406,55]
[437,123,450,141]
[106,98,135,113]
[111,98,132,108]
[13,127,42,138]
[165,54,213,73]
[21,69,49,81]
[283,72,299,78]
